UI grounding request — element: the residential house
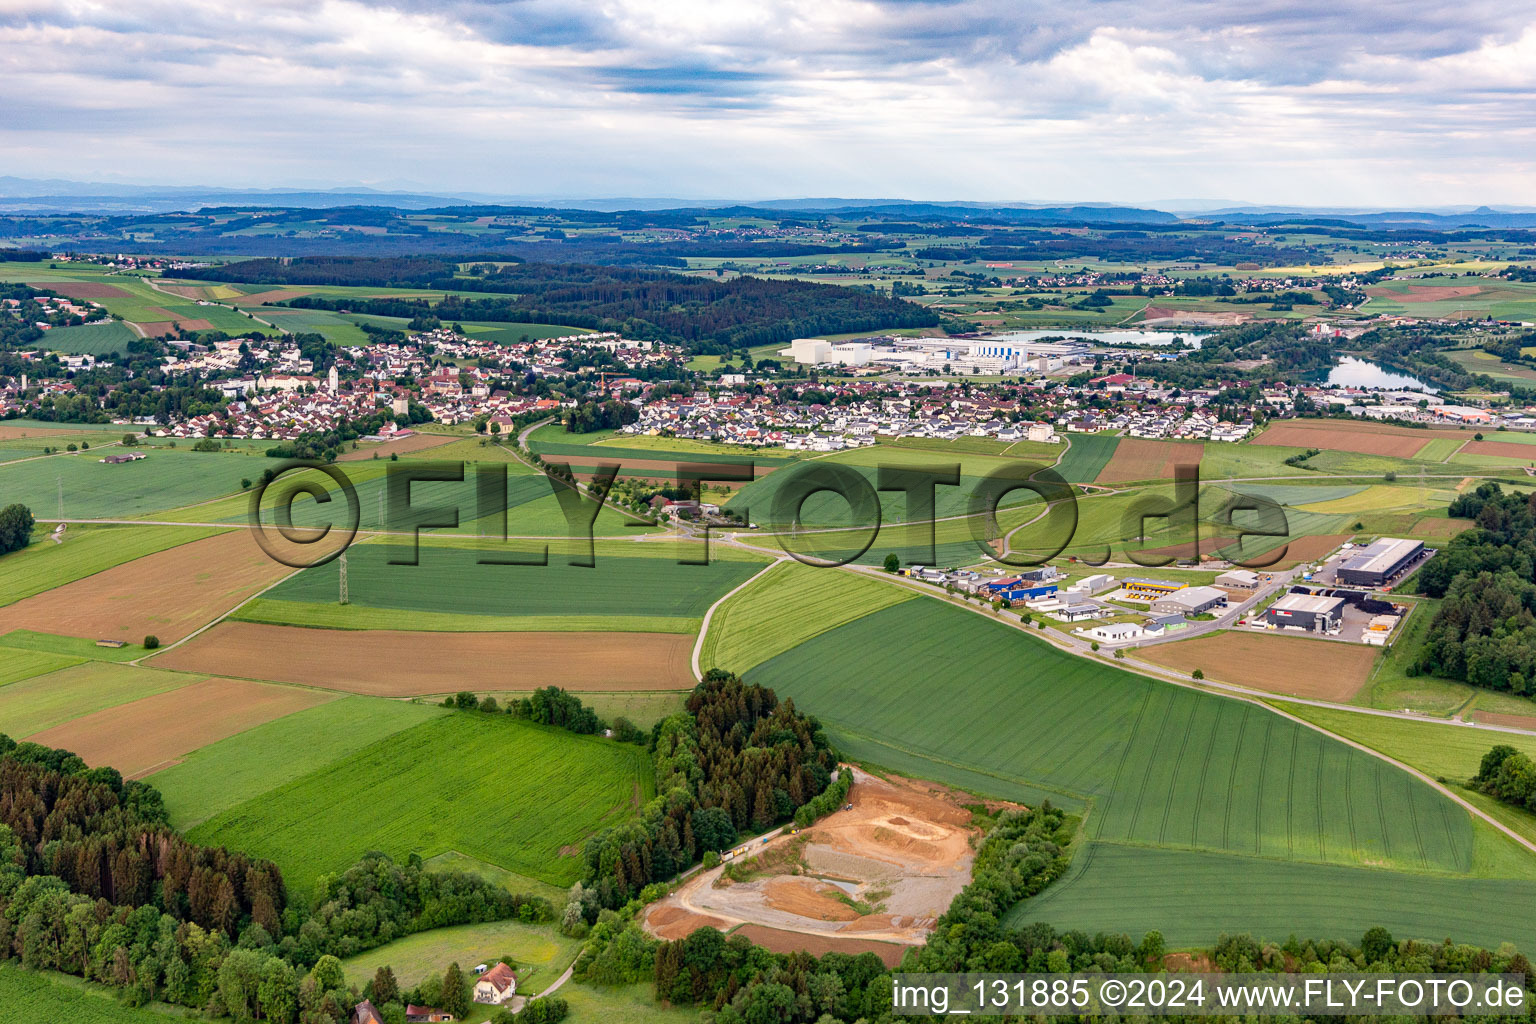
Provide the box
[474,962,518,1005]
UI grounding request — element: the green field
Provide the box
[1278,702,1536,786]
[0,524,220,606]
[38,320,139,355]
[0,662,197,738]
[0,644,83,686]
[746,597,1472,874]
[0,965,194,1024]
[1055,433,1121,483]
[188,714,653,894]
[1009,842,1536,950]
[340,918,581,992]
[232,597,700,634]
[0,448,264,520]
[700,560,915,673]
[151,696,446,829]
[261,541,767,628]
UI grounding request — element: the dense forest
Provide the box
[0,734,550,1021]
[187,258,938,353]
[1415,483,1536,691]
[571,671,844,915]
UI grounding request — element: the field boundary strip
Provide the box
[692,555,789,680]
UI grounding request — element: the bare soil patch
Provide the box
[1471,711,1536,731]
[1461,440,1536,460]
[647,906,728,940]
[1139,631,1377,700]
[29,281,132,299]
[1254,423,1429,457]
[25,677,335,778]
[234,288,313,305]
[1097,439,1204,484]
[645,768,992,952]
[1239,532,1350,569]
[137,321,175,337]
[733,925,906,967]
[0,531,292,644]
[1372,285,1485,303]
[155,621,697,694]
[0,425,68,440]
[337,433,458,461]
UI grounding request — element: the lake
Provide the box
[1313,356,1437,392]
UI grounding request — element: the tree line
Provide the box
[1416,483,1536,693]
[1473,744,1536,815]
[572,671,841,917]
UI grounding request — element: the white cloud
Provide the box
[0,0,1533,204]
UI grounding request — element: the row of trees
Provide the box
[576,671,841,912]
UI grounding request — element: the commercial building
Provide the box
[1068,573,1117,595]
[1334,538,1425,588]
[1124,577,1188,600]
[1082,622,1144,643]
[1216,569,1260,589]
[1151,585,1228,616]
[1263,592,1345,633]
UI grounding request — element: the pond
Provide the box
[1312,356,1437,392]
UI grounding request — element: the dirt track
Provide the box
[155,621,697,694]
[25,677,335,777]
[0,530,290,644]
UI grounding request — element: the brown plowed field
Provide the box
[1461,440,1536,460]
[1237,533,1350,569]
[1139,631,1377,700]
[155,621,696,694]
[733,925,906,967]
[237,289,315,305]
[0,425,67,440]
[0,531,292,644]
[25,677,335,778]
[137,322,174,336]
[1412,517,1473,538]
[1254,424,1429,457]
[29,281,133,299]
[1096,439,1204,484]
[1471,711,1536,731]
[1373,285,1485,303]
[337,433,458,461]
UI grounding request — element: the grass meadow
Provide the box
[188,713,654,893]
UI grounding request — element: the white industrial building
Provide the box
[1151,585,1229,616]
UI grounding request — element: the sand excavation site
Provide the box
[645,767,1001,953]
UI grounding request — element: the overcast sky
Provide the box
[3,0,1535,207]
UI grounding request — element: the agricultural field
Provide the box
[0,530,293,645]
[36,320,138,355]
[1136,631,1380,702]
[258,539,768,631]
[150,695,445,829]
[0,524,222,606]
[700,559,915,673]
[0,446,263,520]
[1010,842,1536,950]
[188,713,653,892]
[155,620,697,694]
[0,661,198,738]
[0,965,194,1024]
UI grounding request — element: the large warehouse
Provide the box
[1263,592,1345,633]
[1151,585,1228,616]
[1334,537,1424,587]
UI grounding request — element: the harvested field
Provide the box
[1471,711,1536,731]
[336,432,458,461]
[24,677,336,778]
[1460,440,1536,460]
[234,288,312,304]
[1413,517,1474,538]
[28,281,132,299]
[1096,439,1204,484]
[733,925,906,967]
[1138,631,1378,701]
[156,621,696,694]
[137,321,174,336]
[0,425,67,440]
[1373,285,1485,303]
[1248,532,1350,568]
[138,306,213,330]
[1254,424,1428,457]
[0,531,293,644]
